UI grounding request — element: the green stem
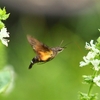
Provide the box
[88,82,93,96]
[87,71,97,97]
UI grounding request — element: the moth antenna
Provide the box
[59,40,64,47]
[62,41,73,48]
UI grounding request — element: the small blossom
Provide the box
[80,56,90,67]
[86,51,96,60]
[80,61,89,67]
[92,47,99,54]
[85,40,99,53]
[80,51,96,67]
[0,27,10,46]
[93,75,100,87]
[91,59,100,71]
[85,40,95,50]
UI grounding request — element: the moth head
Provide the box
[52,47,64,54]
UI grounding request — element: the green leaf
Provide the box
[0,20,5,29]
[82,75,93,84]
[95,36,100,50]
[79,92,98,100]
[0,7,10,21]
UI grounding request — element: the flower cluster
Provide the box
[80,40,100,71]
[79,36,100,100]
[80,38,100,87]
[0,7,10,47]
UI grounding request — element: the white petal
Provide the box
[0,28,9,37]
[91,59,100,71]
[1,39,8,47]
[80,61,89,67]
[93,75,100,87]
[86,51,96,60]
[85,42,91,50]
[90,40,94,46]
[0,27,10,46]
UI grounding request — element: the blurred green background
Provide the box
[0,1,100,100]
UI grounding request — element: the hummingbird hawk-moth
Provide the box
[27,35,67,69]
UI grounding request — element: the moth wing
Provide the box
[27,35,42,51]
[27,35,53,61]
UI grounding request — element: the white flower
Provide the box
[80,61,89,67]
[80,39,100,70]
[80,56,90,67]
[91,59,100,71]
[85,40,95,50]
[0,27,10,46]
[85,40,99,53]
[86,51,96,60]
[93,75,100,87]
[79,51,96,67]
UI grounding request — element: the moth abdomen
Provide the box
[28,57,38,69]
